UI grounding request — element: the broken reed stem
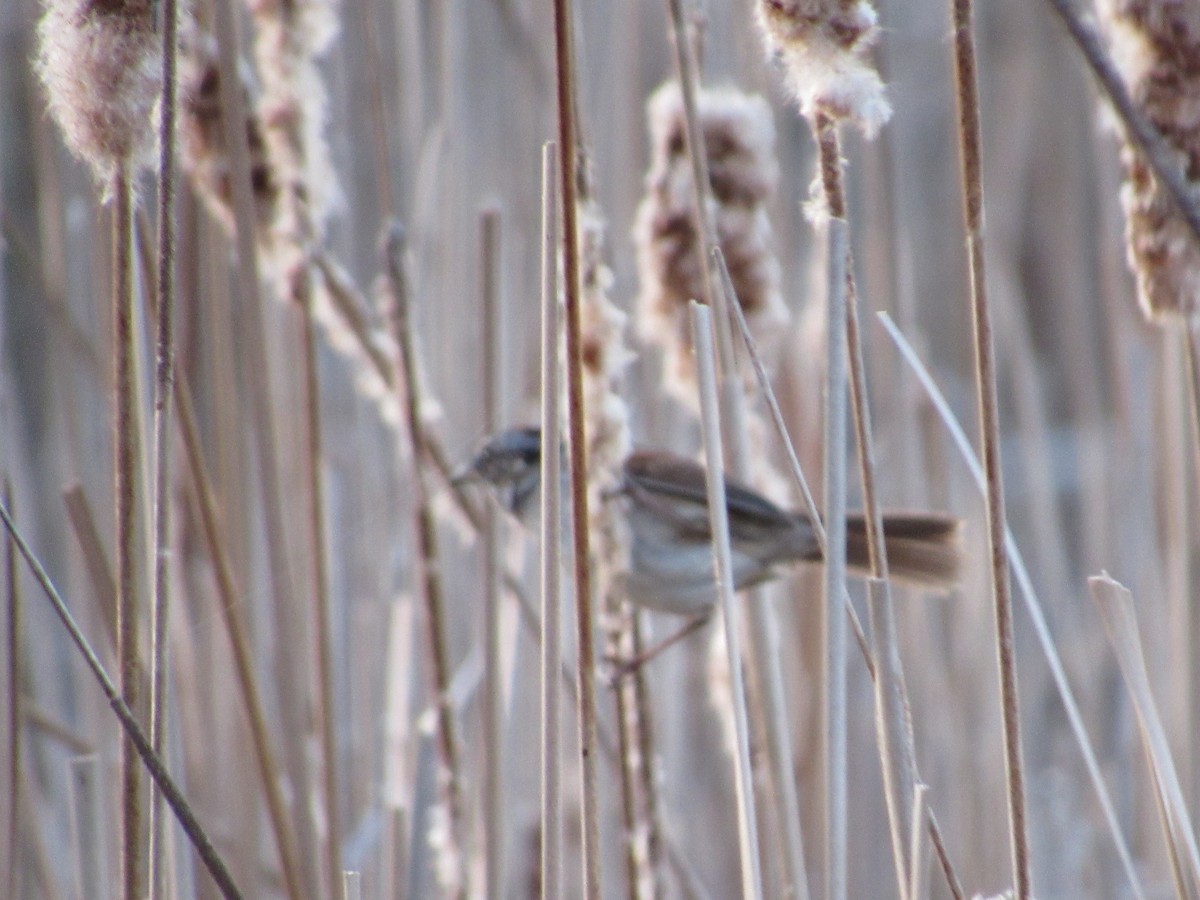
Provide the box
[4,482,18,900]
[480,206,506,900]
[690,301,764,900]
[300,278,341,900]
[949,0,1031,894]
[175,377,307,900]
[1041,0,1200,245]
[814,112,914,893]
[550,2,603,896]
[112,160,145,900]
[908,783,930,900]
[539,142,564,900]
[382,224,468,898]
[148,1,180,893]
[0,497,243,900]
[822,216,850,900]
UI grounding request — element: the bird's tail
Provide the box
[844,512,962,591]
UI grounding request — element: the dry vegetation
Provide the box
[2,0,1200,897]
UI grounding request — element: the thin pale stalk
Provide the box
[480,206,506,900]
[822,218,850,900]
[301,282,342,900]
[149,1,179,893]
[881,311,1145,900]
[867,576,915,896]
[342,870,362,900]
[175,377,307,900]
[630,615,667,898]
[908,784,929,900]
[949,3,1031,893]
[550,3,602,895]
[540,142,564,900]
[690,301,764,900]
[0,497,242,899]
[815,112,915,892]
[113,160,145,900]
[381,224,468,898]
[4,482,19,900]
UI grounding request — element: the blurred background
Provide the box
[0,0,1189,896]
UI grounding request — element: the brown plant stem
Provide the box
[148,1,180,893]
[113,160,145,900]
[814,112,915,894]
[381,224,468,898]
[175,377,307,900]
[0,498,243,900]
[950,1,1031,892]
[551,1,603,896]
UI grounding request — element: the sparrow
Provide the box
[458,427,962,616]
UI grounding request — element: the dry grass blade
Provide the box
[690,300,764,900]
[1088,574,1200,890]
[4,482,19,900]
[880,311,1146,900]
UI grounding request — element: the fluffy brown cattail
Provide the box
[1096,0,1200,320]
[754,0,890,136]
[36,0,161,186]
[634,82,786,401]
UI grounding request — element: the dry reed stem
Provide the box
[112,161,146,900]
[815,112,915,893]
[300,276,341,900]
[949,2,1031,894]
[1089,575,1200,887]
[381,224,468,899]
[908,783,930,900]
[822,217,850,900]
[342,870,362,900]
[480,206,506,900]
[691,301,764,900]
[539,142,564,900]
[148,2,180,894]
[0,498,243,899]
[551,1,603,895]
[880,312,1144,900]
[175,377,307,900]
[4,482,18,900]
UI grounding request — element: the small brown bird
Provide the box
[461,427,962,615]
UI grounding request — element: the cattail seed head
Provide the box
[634,82,786,400]
[36,0,161,186]
[1097,0,1200,321]
[179,25,280,240]
[755,0,891,135]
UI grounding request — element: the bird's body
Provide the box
[460,428,962,615]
